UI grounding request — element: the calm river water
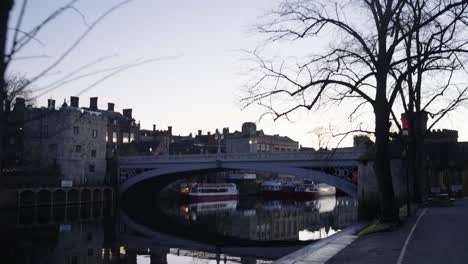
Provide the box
[0,195,357,264]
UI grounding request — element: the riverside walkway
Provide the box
[327,198,468,264]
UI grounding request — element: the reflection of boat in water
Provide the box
[261,180,336,199]
[314,196,336,213]
[180,200,238,216]
[180,183,239,201]
[261,196,336,213]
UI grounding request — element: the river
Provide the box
[1,189,358,263]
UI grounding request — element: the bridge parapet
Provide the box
[120,147,367,164]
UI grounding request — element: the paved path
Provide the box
[403,198,468,263]
[328,198,468,264]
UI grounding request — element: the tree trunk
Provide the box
[374,104,398,222]
[413,125,425,201]
[0,0,14,178]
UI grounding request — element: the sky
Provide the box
[7,0,468,148]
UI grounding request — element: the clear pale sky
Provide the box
[8,0,468,148]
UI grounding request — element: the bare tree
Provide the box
[389,0,468,201]
[243,0,468,222]
[4,74,33,110]
[311,126,331,150]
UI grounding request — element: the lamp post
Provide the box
[402,128,411,217]
[215,130,224,154]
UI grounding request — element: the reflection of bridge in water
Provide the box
[117,197,358,261]
[170,197,358,242]
[118,210,304,260]
[0,197,357,264]
[119,148,366,197]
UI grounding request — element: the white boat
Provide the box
[180,183,239,201]
[294,183,336,198]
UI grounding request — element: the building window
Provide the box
[130,132,135,142]
[89,164,95,173]
[91,149,96,157]
[88,248,93,256]
[106,133,108,142]
[73,126,79,135]
[123,132,129,143]
[112,132,117,143]
[92,129,98,138]
[75,145,81,152]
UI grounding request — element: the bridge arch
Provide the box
[119,162,357,197]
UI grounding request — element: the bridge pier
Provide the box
[357,159,410,219]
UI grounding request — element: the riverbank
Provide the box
[273,222,366,264]
[327,198,468,264]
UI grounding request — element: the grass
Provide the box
[357,204,414,236]
[357,220,396,236]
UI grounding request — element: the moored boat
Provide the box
[261,180,336,199]
[294,183,336,199]
[260,180,301,198]
[180,183,239,201]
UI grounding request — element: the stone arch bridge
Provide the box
[118,147,367,198]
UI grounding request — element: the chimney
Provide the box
[168,126,172,135]
[223,127,229,135]
[153,124,156,131]
[47,99,55,110]
[90,97,98,111]
[198,130,202,136]
[207,132,211,136]
[70,96,79,108]
[123,108,132,119]
[107,103,114,112]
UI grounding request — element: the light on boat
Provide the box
[180,206,189,213]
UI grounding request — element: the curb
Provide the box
[274,222,366,264]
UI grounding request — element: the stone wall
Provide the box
[23,107,107,186]
[358,159,412,219]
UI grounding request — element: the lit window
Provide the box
[112,132,117,143]
[106,133,108,142]
[130,132,135,142]
[92,129,98,138]
[123,132,129,143]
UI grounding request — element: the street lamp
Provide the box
[215,130,224,154]
[401,131,411,217]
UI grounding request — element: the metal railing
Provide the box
[120,147,367,164]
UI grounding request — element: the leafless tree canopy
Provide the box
[243,0,468,221]
[244,0,468,128]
